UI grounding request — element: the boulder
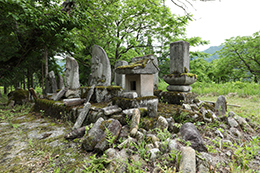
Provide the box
[95,119,122,152]
[106,148,128,173]
[7,88,29,105]
[156,116,168,130]
[180,122,207,152]
[81,117,104,151]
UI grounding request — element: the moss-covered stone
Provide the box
[160,91,197,105]
[112,96,158,110]
[140,117,156,131]
[8,89,29,105]
[163,72,198,79]
[138,108,148,117]
[32,99,77,123]
[116,59,149,70]
[80,86,122,103]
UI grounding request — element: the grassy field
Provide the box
[158,80,260,124]
[198,95,260,124]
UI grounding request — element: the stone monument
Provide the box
[114,60,128,89]
[161,41,197,105]
[57,74,64,89]
[45,71,58,94]
[89,45,111,86]
[163,41,197,92]
[65,57,80,89]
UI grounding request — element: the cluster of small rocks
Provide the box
[64,95,259,172]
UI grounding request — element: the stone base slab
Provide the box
[160,91,197,105]
[166,85,192,92]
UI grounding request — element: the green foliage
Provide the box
[83,154,111,173]
[0,0,86,86]
[216,31,260,83]
[72,0,208,84]
[129,136,150,161]
[105,127,117,148]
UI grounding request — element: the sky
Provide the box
[166,0,260,51]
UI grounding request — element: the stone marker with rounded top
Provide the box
[65,57,80,89]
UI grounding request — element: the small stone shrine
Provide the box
[115,55,159,97]
[161,41,197,104]
[131,54,159,90]
[89,45,111,86]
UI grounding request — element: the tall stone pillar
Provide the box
[114,60,128,89]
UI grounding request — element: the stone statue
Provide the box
[89,45,111,86]
[65,57,80,89]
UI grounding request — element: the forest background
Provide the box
[0,0,259,97]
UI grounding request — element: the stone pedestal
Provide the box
[163,41,197,101]
[163,74,197,92]
[160,91,197,105]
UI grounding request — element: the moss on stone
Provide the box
[8,89,29,105]
[112,96,157,110]
[180,73,198,79]
[203,103,215,112]
[184,67,188,73]
[33,99,76,122]
[138,108,147,117]
[164,72,198,79]
[116,59,149,70]
[160,91,197,105]
[141,117,156,131]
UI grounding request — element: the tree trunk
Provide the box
[45,46,48,77]
[42,56,44,94]
[27,68,30,89]
[43,46,48,96]
[31,72,33,89]
[23,71,26,90]
[254,75,258,83]
[4,85,7,94]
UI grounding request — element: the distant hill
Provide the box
[202,45,223,62]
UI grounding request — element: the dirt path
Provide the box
[0,111,89,172]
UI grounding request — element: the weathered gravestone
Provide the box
[215,95,227,116]
[89,45,111,86]
[114,60,128,89]
[57,74,64,89]
[45,71,58,94]
[65,57,80,89]
[163,41,197,92]
[160,41,198,104]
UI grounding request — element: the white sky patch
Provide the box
[166,0,260,51]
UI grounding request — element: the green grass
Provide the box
[158,80,260,124]
[191,81,260,97]
[198,95,260,124]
